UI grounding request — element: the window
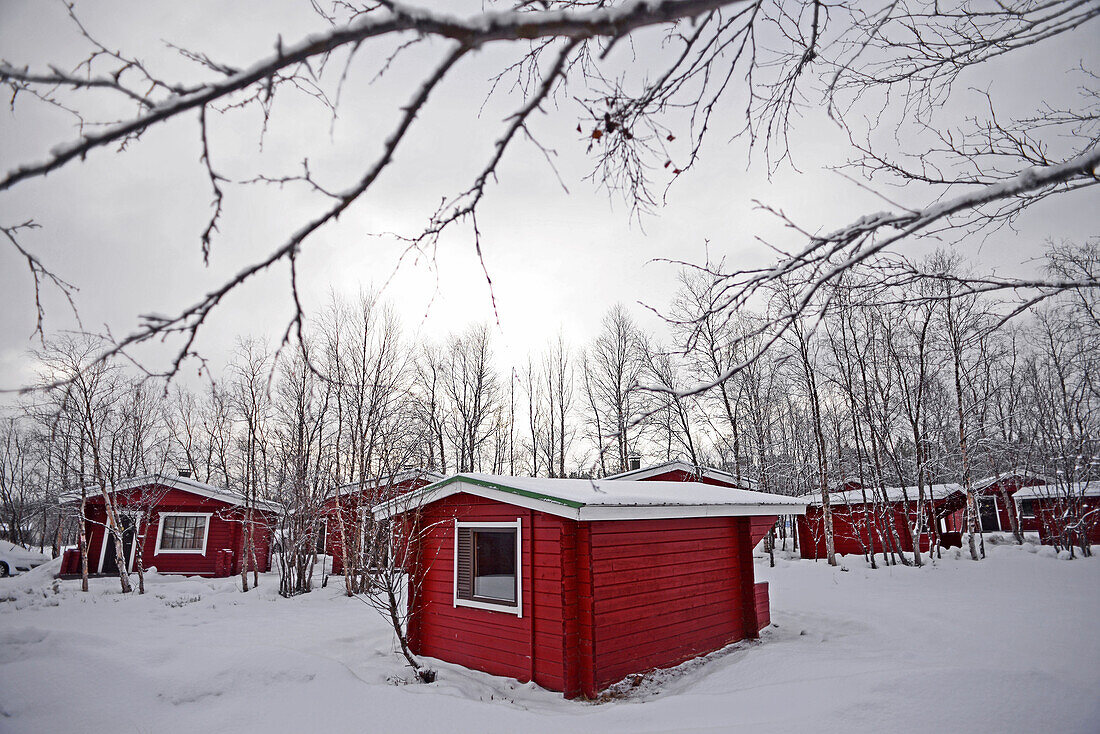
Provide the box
[454,519,521,616]
[1018,499,1036,519]
[156,513,211,554]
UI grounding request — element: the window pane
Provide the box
[162,521,181,546]
[184,517,203,549]
[162,516,207,550]
[473,530,516,603]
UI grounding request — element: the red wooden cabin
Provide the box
[1012,481,1100,547]
[374,473,807,699]
[967,470,1048,533]
[605,459,756,489]
[798,484,968,559]
[62,474,278,578]
[321,469,443,574]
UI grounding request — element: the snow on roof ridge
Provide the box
[1012,480,1100,500]
[972,468,1051,490]
[603,459,754,486]
[335,468,445,492]
[459,472,801,503]
[808,483,965,506]
[374,472,808,522]
[66,472,279,511]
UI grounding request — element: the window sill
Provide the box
[455,597,522,617]
[154,549,207,556]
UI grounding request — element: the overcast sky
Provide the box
[1,0,1097,395]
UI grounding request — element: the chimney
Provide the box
[628,455,642,472]
[178,467,192,479]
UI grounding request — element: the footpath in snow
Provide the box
[1,540,1097,733]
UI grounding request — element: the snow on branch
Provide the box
[658,144,1100,402]
[0,0,745,193]
[1,0,757,393]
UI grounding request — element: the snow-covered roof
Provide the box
[603,460,757,488]
[807,483,965,507]
[64,473,281,512]
[972,469,1050,491]
[373,473,807,522]
[331,469,445,498]
[1012,481,1100,501]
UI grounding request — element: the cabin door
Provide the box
[100,515,138,574]
[978,497,1001,532]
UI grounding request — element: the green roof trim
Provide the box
[425,474,586,509]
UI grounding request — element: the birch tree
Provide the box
[36,339,135,592]
[443,325,501,473]
[228,340,273,592]
[774,284,836,565]
[581,305,649,474]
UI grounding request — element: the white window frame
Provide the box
[1017,498,1037,519]
[453,518,522,617]
[155,512,213,556]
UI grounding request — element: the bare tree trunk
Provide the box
[52,512,63,560]
[240,507,251,592]
[134,511,149,595]
[78,489,89,592]
[337,498,355,597]
[1001,487,1024,545]
[250,514,260,589]
[955,360,981,562]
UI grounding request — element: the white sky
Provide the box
[0,0,1097,394]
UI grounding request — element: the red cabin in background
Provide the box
[605,459,756,489]
[798,484,968,560]
[1012,482,1100,547]
[966,471,1048,533]
[62,474,278,578]
[321,469,443,575]
[375,474,807,699]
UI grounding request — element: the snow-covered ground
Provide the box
[1,541,1097,733]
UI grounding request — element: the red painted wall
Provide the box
[940,477,1046,534]
[406,492,769,698]
[80,485,275,577]
[322,497,366,576]
[797,500,956,559]
[637,468,742,487]
[407,494,569,691]
[405,494,564,688]
[586,516,760,690]
[1033,497,1100,546]
[754,583,770,629]
[978,477,1044,533]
